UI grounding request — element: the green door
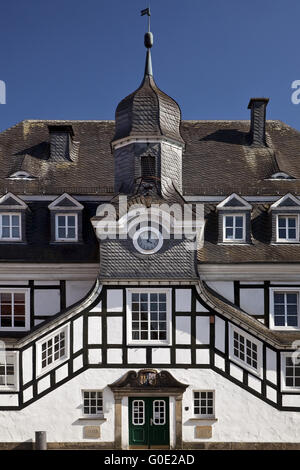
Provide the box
[129,397,169,447]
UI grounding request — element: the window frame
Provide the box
[0,288,30,331]
[0,213,22,241]
[36,324,69,376]
[82,389,104,418]
[276,214,299,243]
[229,324,263,377]
[281,352,300,392]
[126,288,172,346]
[55,213,78,242]
[270,288,300,330]
[222,213,246,243]
[193,390,215,419]
[0,351,18,391]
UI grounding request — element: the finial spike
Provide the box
[144,49,153,76]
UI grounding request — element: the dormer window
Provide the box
[48,193,83,244]
[141,156,156,182]
[216,194,252,244]
[0,193,28,243]
[55,214,78,241]
[223,214,245,242]
[0,214,21,240]
[270,194,300,244]
[277,215,298,242]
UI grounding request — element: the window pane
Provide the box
[235,217,243,228]
[225,216,233,227]
[288,218,296,228]
[225,228,233,239]
[11,216,19,226]
[1,227,10,238]
[57,216,66,227]
[278,218,286,228]
[67,216,76,227]
[235,228,243,239]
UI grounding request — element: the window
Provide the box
[223,214,245,242]
[194,391,215,418]
[153,400,166,425]
[0,352,17,389]
[281,353,300,391]
[0,214,21,240]
[270,289,299,329]
[55,213,77,241]
[127,289,171,344]
[229,325,262,376]
[132,400,145,425]
[0,290,29,330]
[41,330,66,369]
[37,326,69,374]
[141,156,156,182]
[83,391,103,417]
[233,330,258,369]
[277,215,298,242]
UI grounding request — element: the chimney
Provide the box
[48,125,74,161]
[247,98,269,147]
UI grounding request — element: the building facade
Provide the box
[0,28,300,449]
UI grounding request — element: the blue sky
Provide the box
[0,0,300,131]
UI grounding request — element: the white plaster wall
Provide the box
[240,289,264,315]
[206,281,234,303]
[66,281,94,308]
[1,368,300,443]
[175,289,191,312]
[34,290,60,316]
[107,317,123,344]
[175,316,191,344]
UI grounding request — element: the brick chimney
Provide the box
[247,98,269,147]
[48,125,74,161]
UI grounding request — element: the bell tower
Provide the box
[111,12,185,196]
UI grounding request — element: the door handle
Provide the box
[150,418,153,426]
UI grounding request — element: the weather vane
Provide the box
[141,6,151,33]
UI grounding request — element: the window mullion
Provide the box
[147,293,150,341]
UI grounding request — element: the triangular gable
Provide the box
[0,192,28,209]
[270,193,300,210]
[48,193,84,210]
[216,193,252,210]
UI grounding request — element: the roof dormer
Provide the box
[217,194,252,244]
[270,193,300,243]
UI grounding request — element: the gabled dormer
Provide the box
[216,194,252,244]
[270,193,300,243]
[48,193,84,243]
[0,192,28,243]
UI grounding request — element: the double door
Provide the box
[128,397,169,448]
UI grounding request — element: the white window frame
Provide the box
[0,213,21,241]
[132,399,145,426]
[276,214,299,243]
[0,288,30,331]
[82,390,104,418]
[222,213,246,243]
[193,390,215,419]
[36,324,69,376]
[152,399,166,425]
[229,324,263,377]
[0,351,18,391]
[270,288,300,330]
[281,352,300,392]
[55,213,78,242]
[126,288,172,345]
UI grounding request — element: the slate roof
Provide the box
[1,118,300,197]
[0,201,99,263]
[199,203,300,264]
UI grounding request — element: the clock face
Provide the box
[133,227,163,254]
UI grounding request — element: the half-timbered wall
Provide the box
[0,285,299,414]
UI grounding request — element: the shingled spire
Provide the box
[111,10,185,195]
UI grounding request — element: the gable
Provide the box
[216,193,252,211]
[0,192,28,209]
[270,193,300,210]
[48,193,84,210]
